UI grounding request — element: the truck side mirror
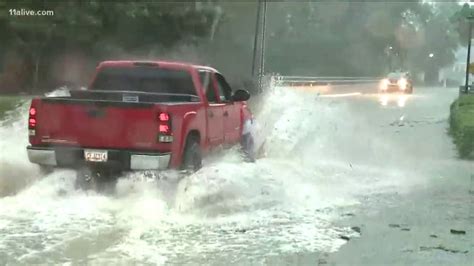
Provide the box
[232,89,250,102]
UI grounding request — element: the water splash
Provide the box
[0,86,420,264]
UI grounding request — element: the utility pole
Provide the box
[464,17,473,93]
[258,0,267,92]
[250,0,267,92]
[251,0,262,77]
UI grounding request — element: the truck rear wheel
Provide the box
[181,136,202,172]
[39,166,54,175]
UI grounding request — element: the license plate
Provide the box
[84,150,108,162]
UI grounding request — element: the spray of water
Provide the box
[0,99,40,196]
[0,88,78,196]
[0,86,422,264]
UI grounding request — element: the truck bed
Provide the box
[32,90,199,150]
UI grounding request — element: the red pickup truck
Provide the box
[26,60,258,189]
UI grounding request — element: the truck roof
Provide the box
[97,60,219,73]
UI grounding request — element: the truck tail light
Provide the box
[159,112,170,122]
[28,106,37,136]
[158,112,173,142]
[29,118,37,127]
[159,124,170,134]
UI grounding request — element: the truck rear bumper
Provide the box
[129,154,170,170]
[26,146,171,170]
[27,147,57,166]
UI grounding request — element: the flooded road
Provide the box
[0,85,472,265]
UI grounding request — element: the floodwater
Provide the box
[0,85,471,265]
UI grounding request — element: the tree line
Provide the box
[264,1,463,81]
[0,1,469,94]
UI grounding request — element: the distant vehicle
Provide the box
[379,72,413,94]
[26,60,261,190]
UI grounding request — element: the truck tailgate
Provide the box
[37,99,159,150]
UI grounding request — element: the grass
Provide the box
[0,95,25,120]
[449,94,474,158]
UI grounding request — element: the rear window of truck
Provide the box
[90,67,197,95]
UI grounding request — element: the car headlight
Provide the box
[398,78,407,90]
[380,79,389,90]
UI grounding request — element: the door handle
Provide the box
[208,111,214,118]
[223,111,229,117]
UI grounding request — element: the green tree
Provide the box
[262,1,459,80]
[0,1,218,93]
